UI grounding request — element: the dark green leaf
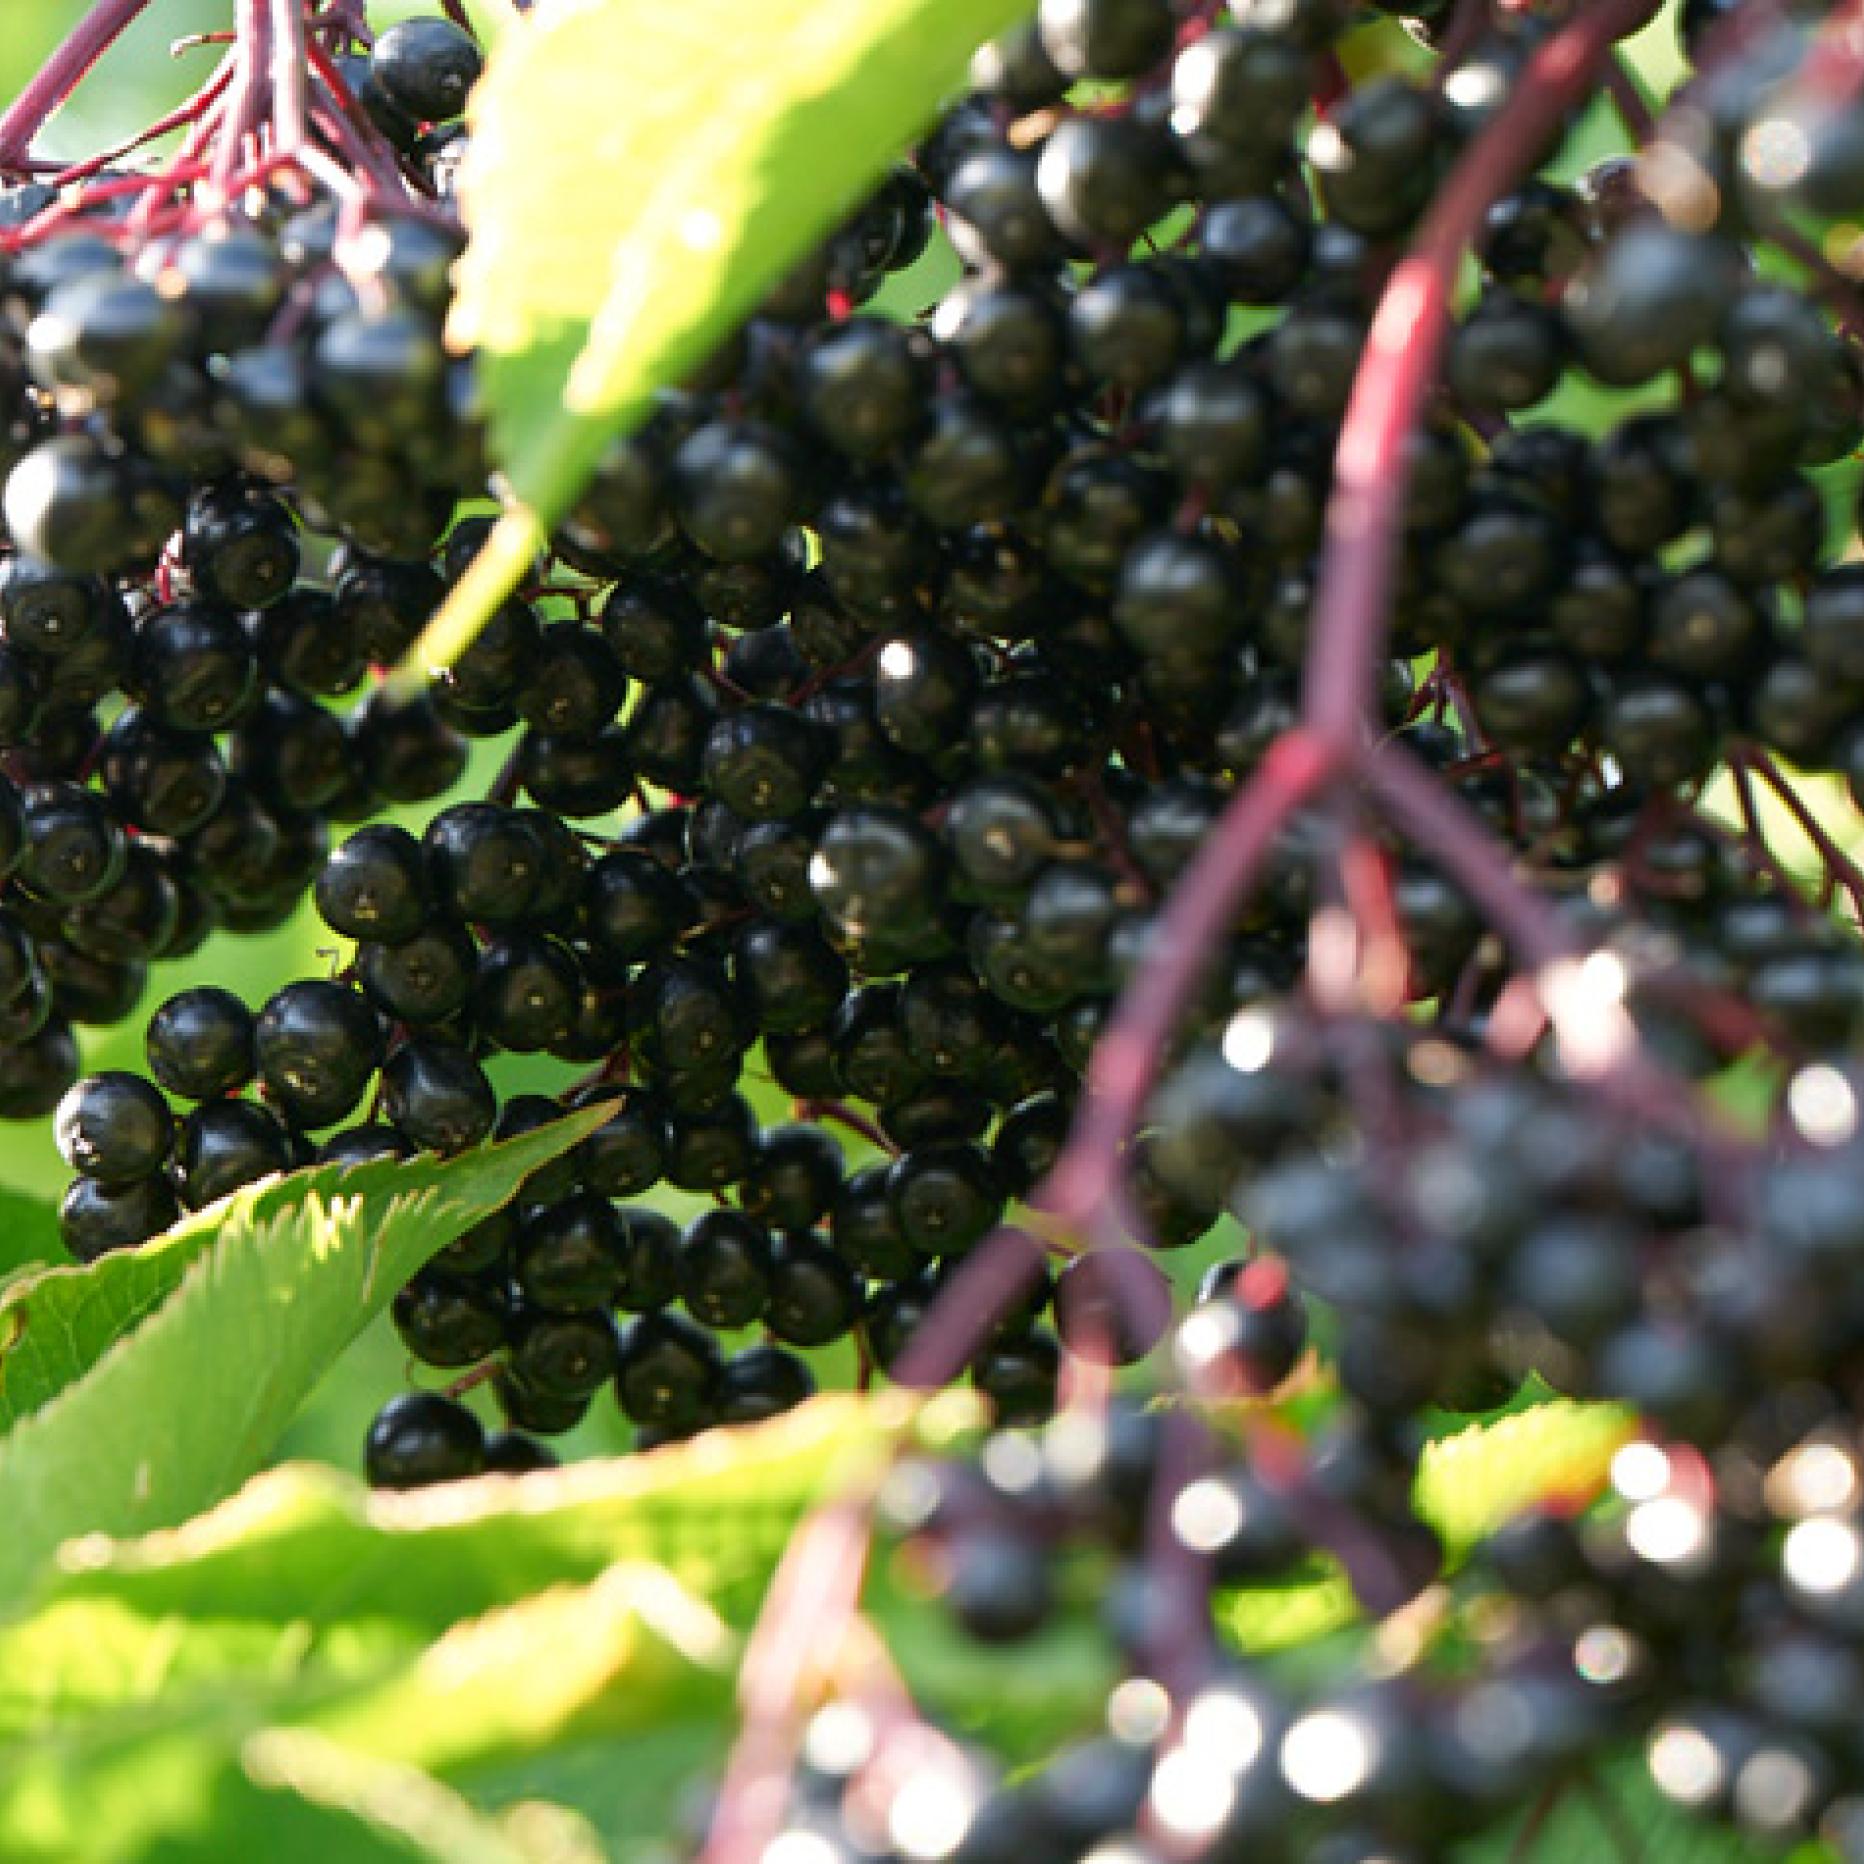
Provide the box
[1458,1753,1816,1862]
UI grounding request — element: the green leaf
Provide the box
[1458,1753,1812,1862]
[410,0,1034,675]
[0,1106,611,1596]
[1415,1397,1635,1555]
[0,1564,728,1863]
[0,1398,919,1859]
[0,1195,249,1434]
[240,1732,606,1864]
[461,1726,729,1862]
[29,1392,914,1643]
[1219,1400,1633,1654]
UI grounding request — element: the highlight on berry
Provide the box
[7,0,1864,1857]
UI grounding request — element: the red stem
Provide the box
[1358,740,1570,973]
[41,57,235,194]
[1756,213,1864,343]
[1042,728,1339,1238]
[0,0,155,173]
[1792,0,1864,106]
[1602,54,1657,144]
[702,1499,874,1864]
[213,0,270,197]
[891,1228,1049,1389]
[1300,0,1661,748]
[268,0,312,155]
[798,1099,898,1157]
[1738,744,1864,924]
[1728,756,1818,909]
[1360,740,1712,1136]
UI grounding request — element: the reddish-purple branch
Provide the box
[1300,0,1661,748]
[1357,739,1571,974]
[269,0,312,155]
[214,0,271,196]
[0,0,156,173]
[1738,743,1864,924]
[876,0,1668,1446]
[703,1498,875,1864]
[892,1227,1049,1389]
[1043,729,1338,1237]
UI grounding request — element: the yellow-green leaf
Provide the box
[412,0,1034,674]
[0,1398,919,1858]
[1220,1400,1633,1653]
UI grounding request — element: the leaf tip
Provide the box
[393,506,547,694]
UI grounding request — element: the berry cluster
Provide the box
[0,11,488,1148]
[17,0,1864,1850]
[744,1396,1864,1860]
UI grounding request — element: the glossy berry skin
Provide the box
[614,1312,721,1430]
[473,932,582,1053]
[582,850,695,968]
[765,1231,863,1347]
[972,1330,1060,1425]
[253,980,385,1130]
[701,705,827,821]
[18,782,126,905]
[740,1125,844,1232]
[132,601,256,733]
[174,1098,296,1208]
[182,485,299,609]
[483,1430,558,1473]
[1177,1258,1309,1395]
[370,16,483,122]
[715,1344,816,1424]
[423,803,547,925]
[392,1270,509,1368]
[3,434,136,574]
[887,1142,1004,1258]
[379,1038,497,1155]
[59,1172,180,1260]
[1038,0,1173,79]
[509,1309,621,1400]
[54,1070,172,1185]
[513,1193,626,1313]
[799,319,928,459]
[357,923,476,1027]
[315,823,429,944]
[364,1391,485,1489]
[943,1528,1054,1644]
[678,1209,775,1329]
[671,420,803,563]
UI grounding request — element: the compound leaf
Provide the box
[0,1105,611,1595]
[0,1398,922,1858]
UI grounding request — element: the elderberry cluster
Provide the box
[747,1392,1864,1859]
[0,13,493,1143]
[23,0,1864,1848]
